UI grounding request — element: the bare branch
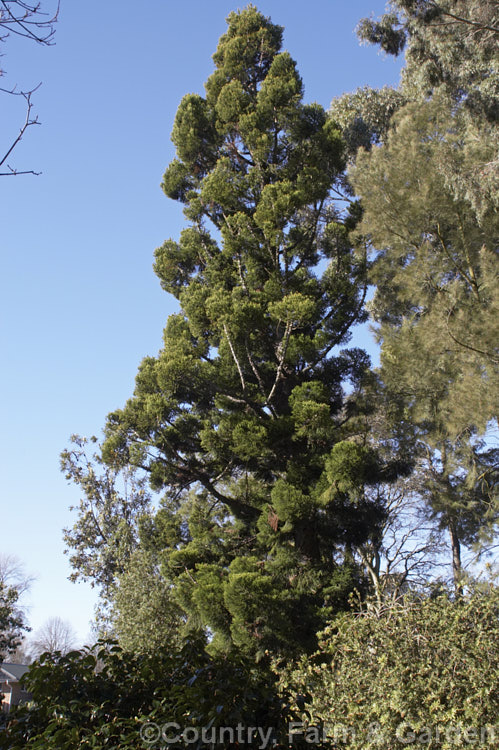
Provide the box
[0,553,35,598]
[244,338,272,410]
[0,87,42,175]
[266,320,292,406]
[223,322,246,391]
[0,2,59,174]
[29,616,77,658]
[0,0,59,46]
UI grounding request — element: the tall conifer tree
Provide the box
[102,6,388,656]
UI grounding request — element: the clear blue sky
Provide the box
[0,1,402,644]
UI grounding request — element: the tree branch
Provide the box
[0,0,59,45]
[266,320,292,406]
[223,322,246,390]
[0,87,41,175]
[434,4,499,36]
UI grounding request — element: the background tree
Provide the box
[356,480,442,607]
[348,380,497,597]
[349,94,498,591]
[0,584,27,659]
[5,638,33,665]
[357,0,498,121]
[352,98,498,434]
[337,378,443,606]
[98,5,401,658]
[110,548,184,654]
[326,0,499,589]
[29,617,77,659]
[61,434,152,626]
[331,1,499,430]
[0,553,33,600]
[0,0,59,175]
[0,554,32,659]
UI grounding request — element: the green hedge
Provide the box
[280,586,499,749]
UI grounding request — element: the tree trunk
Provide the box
[449,520,463,596]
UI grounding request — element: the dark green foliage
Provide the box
[2,639,317,750]
[100,6,390,657]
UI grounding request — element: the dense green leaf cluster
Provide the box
[347,0,499,590]
[281,584,499,749]
[1,639,314,750]
[99,5,391,657]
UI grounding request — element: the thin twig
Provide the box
[0,88,42,175]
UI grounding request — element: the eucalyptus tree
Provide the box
[346,1,499,589]
[357,0,499,121]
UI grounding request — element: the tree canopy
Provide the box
[348,0,499,589]
[357,0,499,121]
[98,5,401,657]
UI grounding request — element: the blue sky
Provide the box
[1,1,402,644]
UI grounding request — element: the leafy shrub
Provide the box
[279,585,499,749]
[2,637,319,749]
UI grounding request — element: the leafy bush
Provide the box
[2,637,319,749]
[279,585,499,749]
